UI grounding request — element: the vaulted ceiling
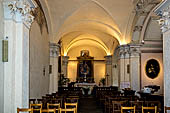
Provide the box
[39,0,162,56]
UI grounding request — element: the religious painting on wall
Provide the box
[79,60,92,77]
[77,50,94,83]
[145,59,160,79]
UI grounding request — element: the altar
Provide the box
[75,83,96,95]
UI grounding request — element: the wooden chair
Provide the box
[121,106,135,113]
[113,101,126,113]
[29,99,36,104]
[65,103,77,113]
[42,109,56,113]
[165,106,170,113]
[65,98,79,103]
[47,103,60,113]
[17,108,33,113]
[30,103,42,113]
[142,106,157,113]
[59,108,76,113]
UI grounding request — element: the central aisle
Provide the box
[79,96,103,113]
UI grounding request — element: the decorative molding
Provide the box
[157,8,170,33]
[5,0,36,28]
[154,0,170,33]
[32,0,49,33]
[117,45,130,59]
[50,43,60,58]
[117,44,141,59]
[129,45,141,57]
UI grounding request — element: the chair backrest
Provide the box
[165,106,170,113]
[121,106,135,113]
[30,103,42,113]
[17,108,33,113]
[65,103,77,113]
[47,103,60,111]
[42,109,56,113]
[47,103,60,109]
[66,98,79,103]
[59,108,76,113]
[112,101,126,112]
[142,106,157,113]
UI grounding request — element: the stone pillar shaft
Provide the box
[62,56,69,77]
[49,43,60,93]
[118,45,130,89]
[129,44,141,91]
[105,55,112,86]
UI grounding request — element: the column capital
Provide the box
[50,43,60,58]
[3,0,36,28]
[129,44,141,57]
[117,44,141,59]
[104,55,112,65]
[62,56,69,65]
[155,1,170,33]
[117,45,130,59]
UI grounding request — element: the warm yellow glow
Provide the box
[64,53,67,56]
[120,39,127,45]
[107,52,111,55]
[64,34,111,55]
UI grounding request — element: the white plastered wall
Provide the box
[141,53,163,94]
[0,0,4,112]
[29,21,50,98]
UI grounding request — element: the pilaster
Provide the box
[117,45,130,89]
[3,0,35,113]
[49,43,60,93]
[129,44,141,91]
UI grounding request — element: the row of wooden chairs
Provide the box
[29,103,77,113]
[121,106,157,113]
[17,108,76,113]
[30,95,79,109]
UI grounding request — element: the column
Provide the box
[129,44,141,91]
[3,1,35,113]
[155,3,170,108]
[49,43,60,93]
[105,55,112,86]
[112,48,119,87]
[117,45,130,89]
[62,56,69,77]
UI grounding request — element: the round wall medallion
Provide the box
[145,59,160,79]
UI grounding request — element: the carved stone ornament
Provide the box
[157,7,170,33]
[118,44,141,59]
[8,0,35,27]
[117,45,130,59]
[50,43,60,58]
[105,55,112,65]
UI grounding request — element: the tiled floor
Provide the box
[79,96,103,113]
